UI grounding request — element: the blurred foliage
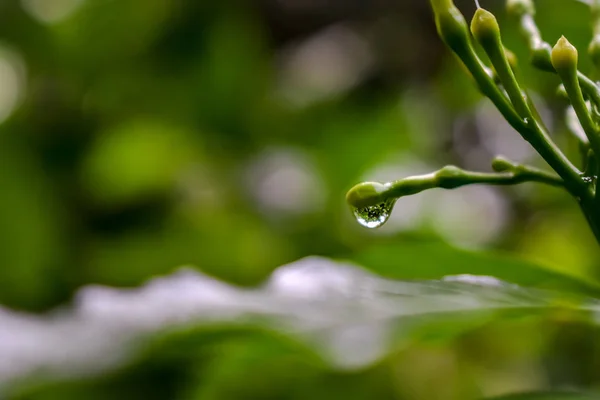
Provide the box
[2,0,600,398]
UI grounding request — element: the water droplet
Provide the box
[351,198,396,229]
[583,175,597,185]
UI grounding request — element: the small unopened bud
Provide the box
[589,36,600,69]
[346,182,388,209]
[551,36,578,74]
[506,0,535,17]
[430,0,470,52]
[471,8,500,47]
[531,43,554,71]
[430,0,454,10]
[492,156,517,172]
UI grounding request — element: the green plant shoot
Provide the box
[346,0,600,244]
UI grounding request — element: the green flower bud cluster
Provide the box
[346,0,600,245]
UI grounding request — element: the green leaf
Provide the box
[4,256,600,392]
[353,240,600,296]
[484,391,599,399]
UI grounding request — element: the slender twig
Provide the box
[384,163,563,198]
[346,163,564,211]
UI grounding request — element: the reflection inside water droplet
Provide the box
[582,175,598,187]
[351,198,396,229]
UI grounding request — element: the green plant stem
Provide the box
[580,199,600,245]
[471,10,549,132]
[585,149,597,175]
[472,9,532,119]
[524,89,550,132]
[457,50,525,131]
[346,161,566,212]
[384,164,564,200]
[564,78,600,158]
[578,72,600,107]
[523,121,586,198]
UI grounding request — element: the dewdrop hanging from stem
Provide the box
[347,163,564,229]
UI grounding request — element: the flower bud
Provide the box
[589,36,600,69]
[492,156,517,172]
[551,36,578,74]
[506,0,535,18]
[430,0,453,9]
[346,182,388,209]
[430,0,470,53]
[531,43,554,71]
[471,8,500,48]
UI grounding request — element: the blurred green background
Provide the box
[3,0,600,398]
